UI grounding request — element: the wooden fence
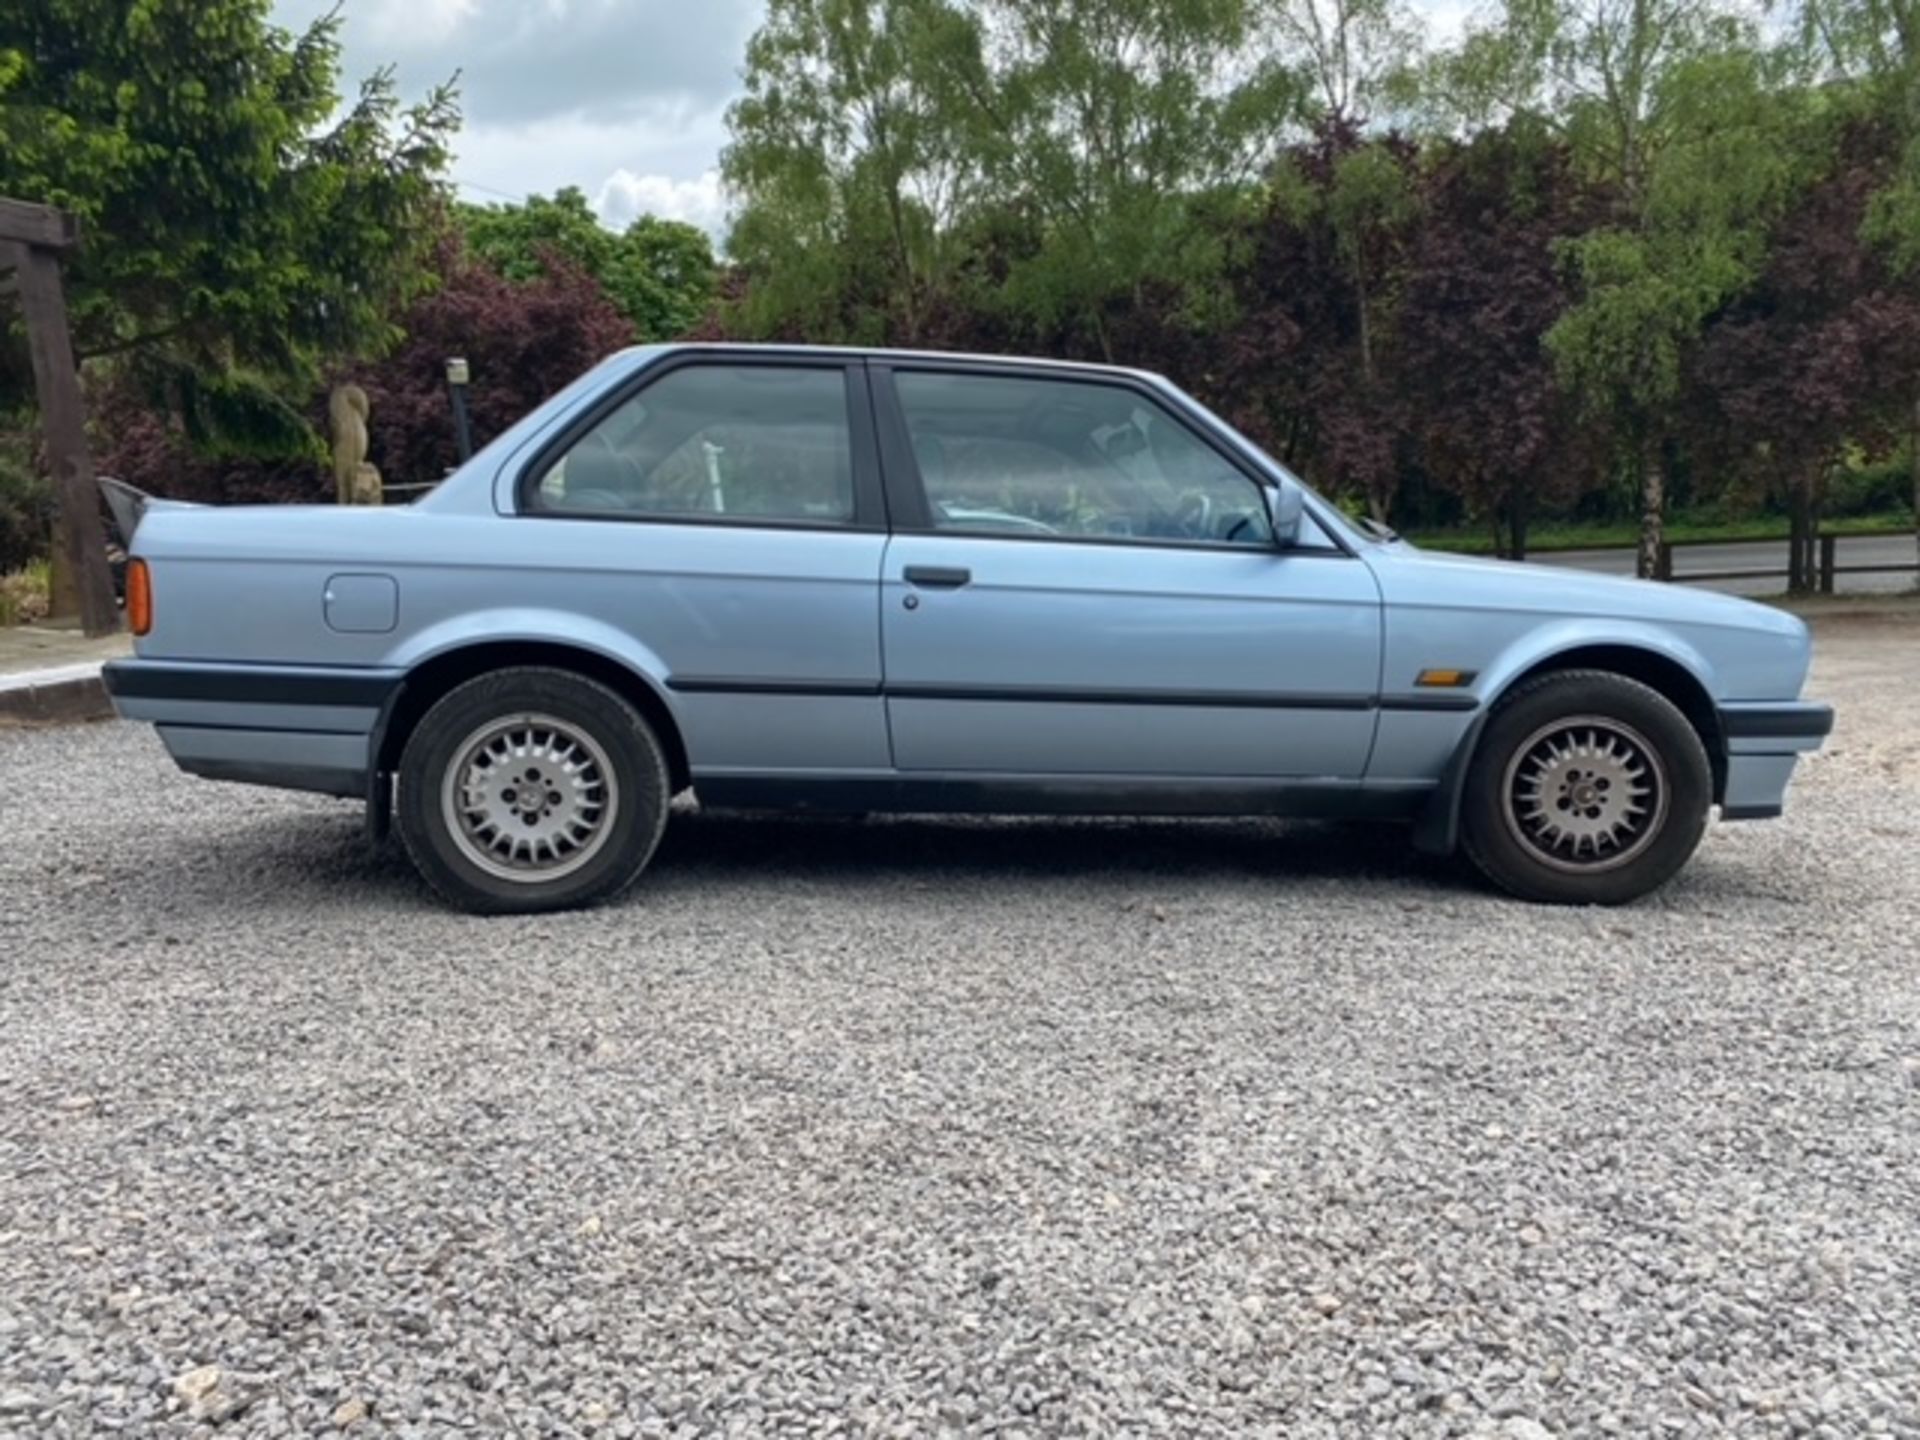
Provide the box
[1654,534,1919,592]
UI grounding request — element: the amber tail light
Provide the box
[126,558,152,636]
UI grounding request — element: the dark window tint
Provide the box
[893,371,1273,547]
[529,365,856,523]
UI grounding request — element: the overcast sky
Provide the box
[271,0,759,238]
[272,0,1471,251]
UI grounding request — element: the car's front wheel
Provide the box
[1461,669,1712,905]
[396,667,670,914]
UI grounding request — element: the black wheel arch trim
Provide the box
[370,641,694,796]
[1411,708,1490,858]
[1410,664,1801,857]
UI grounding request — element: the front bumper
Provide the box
[1716,700,1833,820]
[103,659,404,798]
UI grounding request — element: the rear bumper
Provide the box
[1716,700,1833,821]
[102,659,403,798]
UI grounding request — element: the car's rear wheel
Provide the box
[397,667,669,914]
[1461,669,1711,905]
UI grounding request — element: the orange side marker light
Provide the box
[126,558,152,636]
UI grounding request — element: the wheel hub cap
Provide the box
[441,714,618,883]
[1501,716,1670,874]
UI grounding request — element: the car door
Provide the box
[872,363,1383,779]
[513,355,891,775]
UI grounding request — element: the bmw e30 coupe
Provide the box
[103,345,1832,913]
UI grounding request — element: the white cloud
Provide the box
[594,168,729,235]
[445,100,734,241]
[360,0,479,48]
[1422,0,1478,43]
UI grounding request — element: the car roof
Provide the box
[644,341,1166,387]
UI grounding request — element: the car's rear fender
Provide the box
[373,609,689,787]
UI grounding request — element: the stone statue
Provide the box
[329,383,381,506]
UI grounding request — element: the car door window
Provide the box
[893,371,1273,547]
[528,365,856,523]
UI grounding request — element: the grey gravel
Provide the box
[3,611,1919,1438]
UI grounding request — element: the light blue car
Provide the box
[103,345,1832,913]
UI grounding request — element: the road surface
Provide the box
[1531,531,1918,597]
[3,615,1918,1436]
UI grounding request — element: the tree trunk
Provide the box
[1090,307,1115,365]
[1811,460,1830,590]
[1637,434,1665,581]
[1510,480,1530,562]
[1911,392,1918,586]
[1355,266,1374,386]
[1786,472,1811,594]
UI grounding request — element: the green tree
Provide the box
[1264,0,1425,127]
[0,0,458,449]
[617,215,720,341]
[460,187,717,341]
[723,0,979,344]
[461,187,621,283]
[1788,0,1920,562]
[724,0,1310,358]
[1265,131,1420,520]
[1429,0,1806,575]
[960,0,1304,358]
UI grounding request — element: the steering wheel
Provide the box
[1174,489,1214,539]
[1222,512,1261,544]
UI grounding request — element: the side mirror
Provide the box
[1266,479,1305,548]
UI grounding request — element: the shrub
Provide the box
[355,240,635,487]
[0,423,52,575]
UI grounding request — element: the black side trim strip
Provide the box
[1718,704,1834,740]
[139,717,369,737]
[665,677,1485,714]
[885,684,1379,710]
[695,774,1432,821]
[1378,694,1483,713]
[1721,803,1785,820]
[667,676,883,698]
[103,661,401,708]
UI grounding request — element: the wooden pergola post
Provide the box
[1,197,118,637]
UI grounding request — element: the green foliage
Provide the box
[1266,0,1426,126]
[969,0,1304,352]
[0,418,50,575]
[723,0,1310,355]
[723,0,983,344]
[458,187,717,340]
[1445,0,1802,426]
[0,0,459,452]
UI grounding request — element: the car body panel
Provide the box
[879,534,1384,776]
[104,342,1831,846]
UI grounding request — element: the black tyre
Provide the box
[396,667,670,914]
[1461,669,1712,905]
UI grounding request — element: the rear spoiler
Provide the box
[98,477,203,548]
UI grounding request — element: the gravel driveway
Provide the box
[3,610,1917,1439]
